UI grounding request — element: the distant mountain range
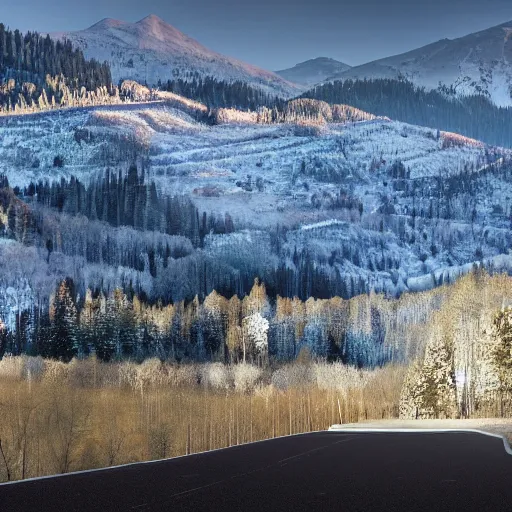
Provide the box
[275,57,351,86]
[52,15,300,97]
[51,16,512,106]
[325,20,512,107]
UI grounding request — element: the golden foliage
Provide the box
[0,358,404,482]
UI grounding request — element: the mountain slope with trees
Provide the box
[301,78,512,148]
[327,19,512,107]
[0,94,511,367]
[0,23,115,113]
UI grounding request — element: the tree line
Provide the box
[0,24,111,89]
[8,169,374,303]
[25,167,235,245]
[1,159,510,318]
[0,275,403,367]
[159,77,284,111]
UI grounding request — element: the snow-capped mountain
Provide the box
[52,15,300,97]
[275,57,351,86]
[327,20,512,106]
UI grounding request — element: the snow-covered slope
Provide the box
[0,103,491,191]
[276,57,351,86]
[1,97,511,298]
[328,20,512,106]
[52,15,300,97]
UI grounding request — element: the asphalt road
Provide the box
[1,431,511,512]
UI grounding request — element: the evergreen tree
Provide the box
[163,77,284,111]
[47,278,78,361]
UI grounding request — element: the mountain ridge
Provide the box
[325,19,512,106]
[52,15,300,97]
[276,57,351,86]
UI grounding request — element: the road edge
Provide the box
[0,429,325,487]
[327,426,512,456]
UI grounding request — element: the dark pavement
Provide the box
[1,431,511,512]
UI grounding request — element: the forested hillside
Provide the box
[0,23,114,113]
[301,79,512,148]
[1,146,512,364]
[160,77,284,111]
[0,70,511,376]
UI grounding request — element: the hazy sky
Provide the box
[3,0,512,70]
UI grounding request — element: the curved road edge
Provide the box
[328,426,512,455]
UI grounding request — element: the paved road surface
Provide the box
[1,431,511,511]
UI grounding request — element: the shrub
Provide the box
[233,363,261,393]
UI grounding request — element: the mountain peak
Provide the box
[276,57,351,86]
[310,57,340,63]
[137,14,165,26]
[326,18,512,107]
[132,14,188,43]
[88,17,125,31]
[53,15,299,97]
